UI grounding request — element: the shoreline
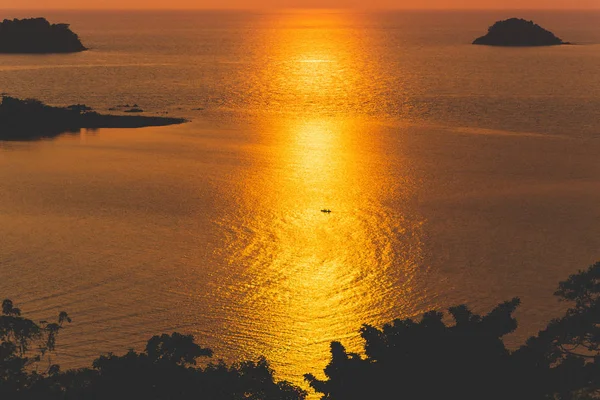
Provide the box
[0,96,188,141]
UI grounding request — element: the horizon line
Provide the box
[2,7,600,12]
[0,4,600,12]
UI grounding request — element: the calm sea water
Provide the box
[1,10,600,392]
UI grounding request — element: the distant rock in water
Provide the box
[0,17,86,53]
[0,96,187,141]
[473,18,566,47]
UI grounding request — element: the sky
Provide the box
[4,0,599,9]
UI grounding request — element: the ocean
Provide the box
[0,9,599,392]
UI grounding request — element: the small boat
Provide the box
[321,209,332,213]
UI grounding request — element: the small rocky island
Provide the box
[0,97,187,140]
[473,18,566,47]
[0,17,87,53]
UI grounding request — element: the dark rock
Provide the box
[473,18,566,47]
[0,96,187,141]
[124,108,144,113]
[0,17,87,54]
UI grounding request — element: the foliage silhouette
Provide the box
[45,334,307,400]
[513,261,600,399]
[306,263,600,400]
[0,306,306,400]
[4,262,600,399]
[0,299,70,398]
[305,298,521,400]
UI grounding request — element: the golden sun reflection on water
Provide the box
[218,13,425,388]
[249,11,374,115]
[212,11,421,387]
[222,115,424,388]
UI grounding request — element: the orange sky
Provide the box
[4,0,599,9]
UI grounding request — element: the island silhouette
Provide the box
[473,18,567,46]
[0,17,86,53]
[0,96,187,140]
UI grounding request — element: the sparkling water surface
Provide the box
[0,9,599,392]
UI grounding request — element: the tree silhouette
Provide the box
[514,262,600,399]
[32,332,306,400]
[5,261,600,399]
[305,299,521,400]
[0,299,70,397]
[306,263,600,400]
